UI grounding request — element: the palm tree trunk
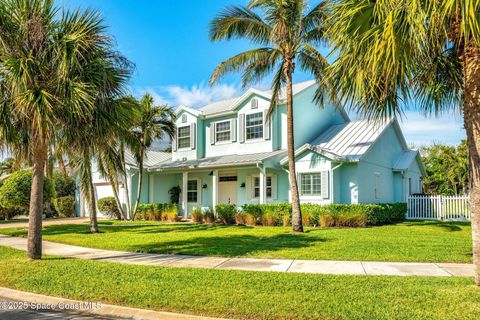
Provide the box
[109,173,126,220]
[84,158,98,233]
[463,46,480,286]
[27,139,47,260]
[132,153,144,221]
[120,145,131,220]
[284,62,303,233]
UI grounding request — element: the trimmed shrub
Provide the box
[203,208,215,224]
[261,213,277,226]
[54,196,76,218]
[216,204,237,224]
[0,169,54,214]
[245,213,257,226]
[138,203,179,222]
[97,197,121,220]
[191,207,203,223]
[235,212,247,225]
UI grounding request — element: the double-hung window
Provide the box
[215,120,231,142]
[300,173,321,196]
[253,176,272,198]
[177,126,190,149]
[245,112,263,140]
[187,180,198,203]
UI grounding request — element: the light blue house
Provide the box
[114,80,425,219]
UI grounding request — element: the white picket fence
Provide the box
[407,195,471,221]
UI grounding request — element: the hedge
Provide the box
[137,203,179,222]
[238,203,406,227]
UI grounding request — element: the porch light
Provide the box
[240,182,246,188]
[208,171,213,176]
[203,183,208,189]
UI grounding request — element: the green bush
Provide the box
[191,207,203,223]
[215,204,237,224]
[97,197,121,219]
[236,202,406,228]
[54,196,76,218]
[0,169,54,214]
[52,172,76,198]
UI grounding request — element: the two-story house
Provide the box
[79,80,425,218]
[115,80,424,219]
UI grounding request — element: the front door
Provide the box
[218,176,237,204]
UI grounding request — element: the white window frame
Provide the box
[245,111,264,141]
[300,172,322,196]
[252,175,274,199]
[215,120,231,143]
[251,98,258,109]
[187,178,200,204]
[177,125,191,150]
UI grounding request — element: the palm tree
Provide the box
[326,0,480,285]
[210,0,332,232]
[0,0,131,257]
[131,94,175,221]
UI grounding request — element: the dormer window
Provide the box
[181,114,187,123]
[251,98,258,109]
[177,125,191,149]
[216,120,231,142]
[246,112,263,140]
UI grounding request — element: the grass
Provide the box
[0,220,472,262]
[0,245,478,320]
[0,218,28,224]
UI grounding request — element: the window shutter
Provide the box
[239,114,245,143]
[190,123,196,150]
[231,119,237,142]
[272,174,277,199]
[210,123,216,145]
[172,128,177,152]
[264,110,270,140]
[246,175,252,200]
[321,171,329,199]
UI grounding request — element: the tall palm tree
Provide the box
[0,0,131,257]
[131,94,175,220]
[210,0,332,232]
[326,0,480,285]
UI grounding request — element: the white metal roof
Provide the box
[146,150,287,171]
[308,119,393,161]
[178,80,317,117]
[124,150,171,169]
[393,150,426,175]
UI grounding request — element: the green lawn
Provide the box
[0,220,472,262]
[0,218,28,224]
[0,246,478,320]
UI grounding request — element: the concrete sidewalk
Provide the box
[0,218,90,229]
[0,234,474,277]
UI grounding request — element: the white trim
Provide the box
[244,111,264,141]
[187,177,201,205]
[214,119,232,143]
[177,125,191,150]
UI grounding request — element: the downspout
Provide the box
[331,163,343,203]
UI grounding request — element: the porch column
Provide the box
[259,168,266,204]
[212,170,218,216]
[182,172,188,219]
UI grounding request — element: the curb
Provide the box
[0,287,229,320]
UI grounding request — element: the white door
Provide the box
[218,177,237,205]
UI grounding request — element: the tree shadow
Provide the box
[400,220,470,232]
[122,233,328,257]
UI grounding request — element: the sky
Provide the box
[58,0,466,147]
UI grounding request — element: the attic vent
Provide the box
[251,98,258,109]
[181,114,187,123]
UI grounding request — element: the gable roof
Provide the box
[393,150,427,176]
[175,80,318,118]
[280,118,405,164]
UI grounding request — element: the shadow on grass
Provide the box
[123,233,328,257]
[401,220,470,232]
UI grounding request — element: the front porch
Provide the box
[135,166,290,219]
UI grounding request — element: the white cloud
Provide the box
[397,111,465,147]
[136,82,240,108]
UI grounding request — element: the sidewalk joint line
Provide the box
[285,260,295,273]
[434,263,454,276]
[213,258,233,269]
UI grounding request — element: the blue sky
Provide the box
[59,0,465,147]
